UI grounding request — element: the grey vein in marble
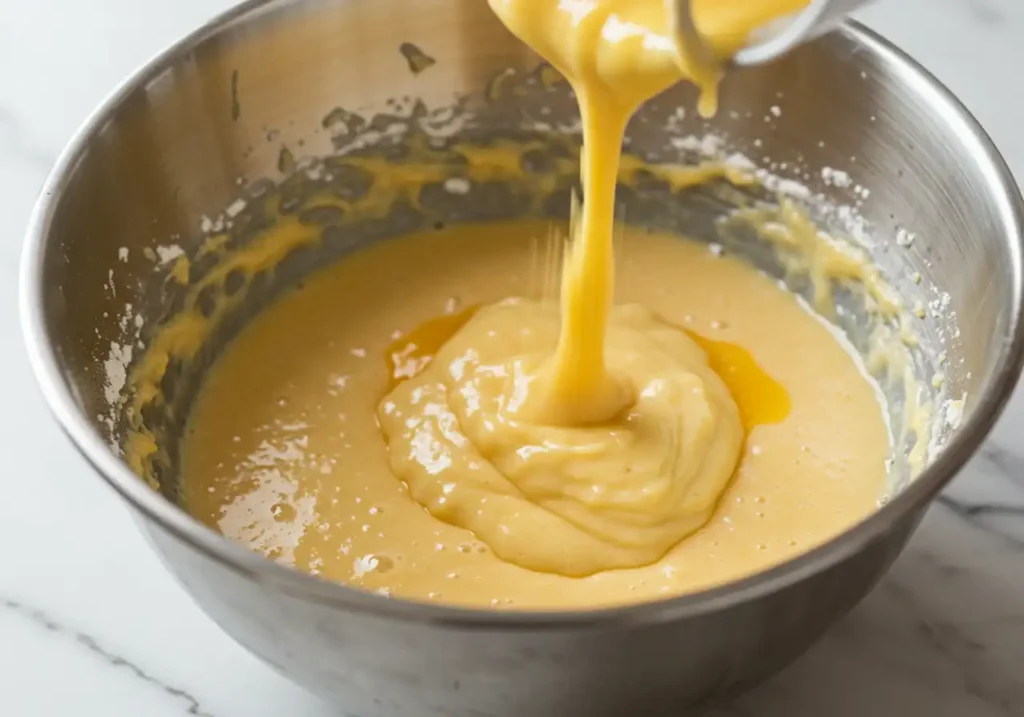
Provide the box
[704,503,1024,717]
[2,1,1024,715]
[937,495,1024,547]
[940,443,1024,545]
[0,595,218,717]
[0,108,57,174]
[967,0,1007,27]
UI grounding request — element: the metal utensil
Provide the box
[20,0,1024,715]
[672,0,877,68]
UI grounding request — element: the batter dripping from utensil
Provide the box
[373,0,818,577]
[180,0,891,607]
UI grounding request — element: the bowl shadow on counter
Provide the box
[261,476,1023,717]
[706,461,1024,717]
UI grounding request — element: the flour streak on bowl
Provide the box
[20,0,1024,715]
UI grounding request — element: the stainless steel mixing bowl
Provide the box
[20,0,1024,715]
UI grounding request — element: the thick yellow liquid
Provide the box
[365,0,817,577]
[488,0,809,426]
[182,223,888,608]
[386,309,791,433]
[178,0,891,606]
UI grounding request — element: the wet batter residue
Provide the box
[182,222,888,609]
[171,0,897,608]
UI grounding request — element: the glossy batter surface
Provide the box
[182,222,888,609]
[379,298,744,577]
[487,0,810,425]
[381,0,811,578]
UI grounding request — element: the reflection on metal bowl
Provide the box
[19,0,1024,715]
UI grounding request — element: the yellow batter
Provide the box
[183,222,888,608]
[487,0,807,427]
[376,0,815,576]
[380,298,745,577]
[176,0,893,607]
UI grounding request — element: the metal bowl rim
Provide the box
[19,0,1024,629]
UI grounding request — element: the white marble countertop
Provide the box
[1,0,1023,715]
